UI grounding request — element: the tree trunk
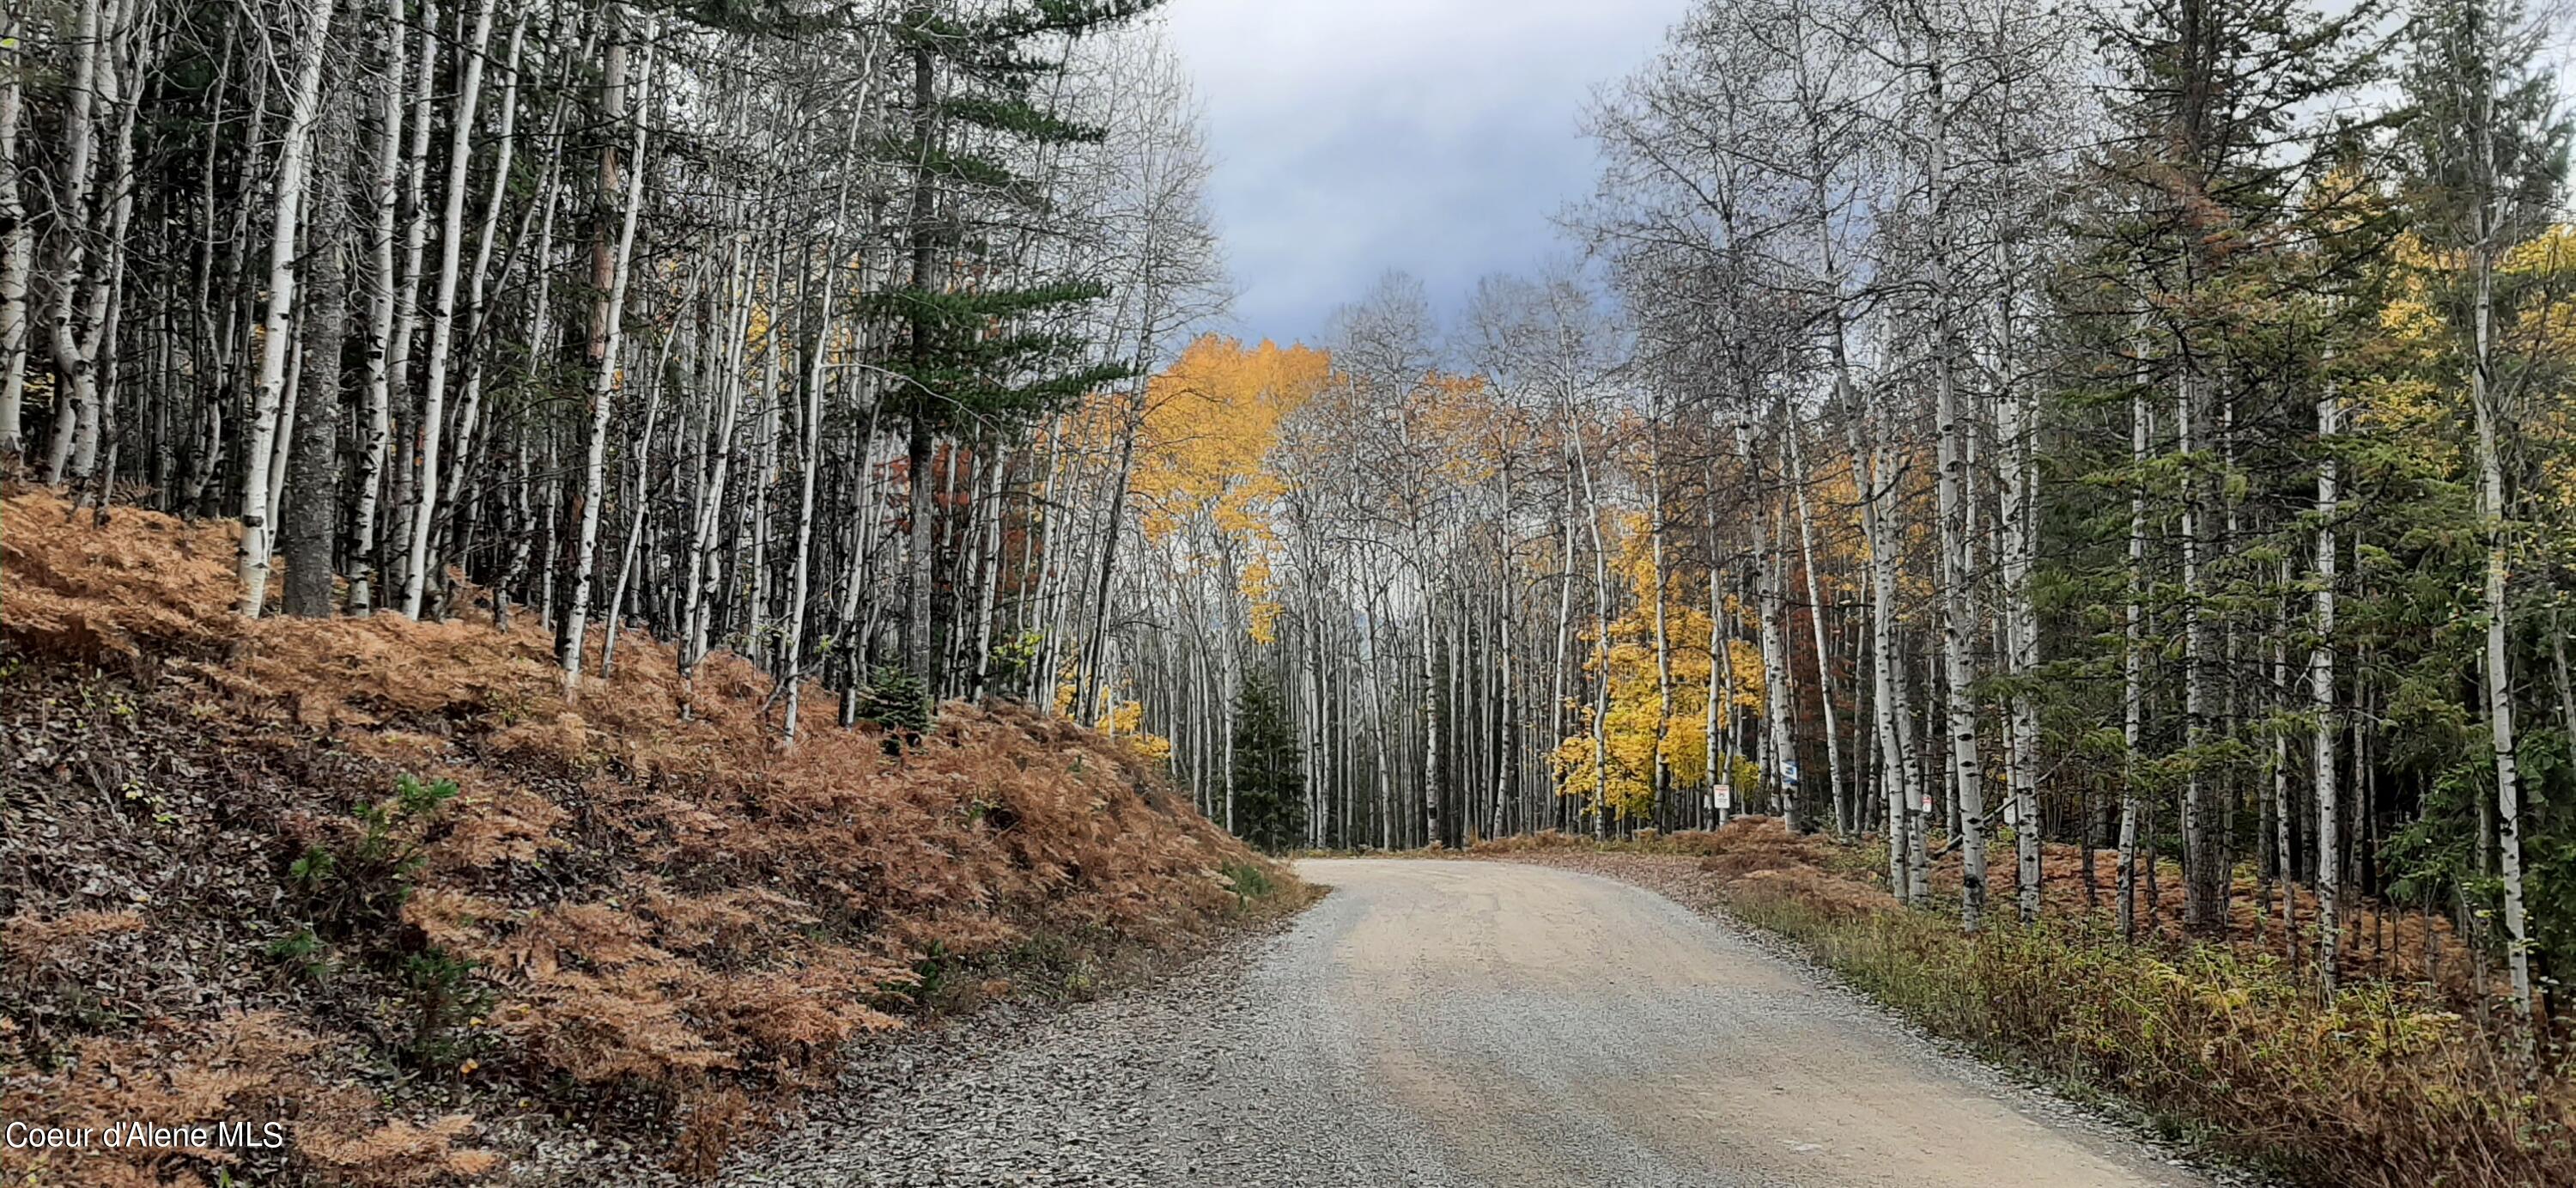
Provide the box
[283,84,355,618]
[381,0,437,600]
[900,37,941,693]
[0,6,27,461]
[2120,387,2149,941]
[2315,379,2342,996]
[2179,369,2221,930]
[2472,235,2533,1034]
[237,0,341,618]
[2000,349,2042,924]
[1787,419,1847,837]
[348,0,408,614]
[397,0,498,618]
[558,24,653,691]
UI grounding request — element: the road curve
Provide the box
[1218,857,2210,1188]
[722,857,2217,1187]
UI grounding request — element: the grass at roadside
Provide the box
[1480,819,2574,1188]
[908,862,1319,1017]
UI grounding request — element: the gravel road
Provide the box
[719,857,2216,1187]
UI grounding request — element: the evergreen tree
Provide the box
[1230,671,1307,854]
[2081,0,2386,935]
[2391,0,2572,1039]
[877,0,1165,696]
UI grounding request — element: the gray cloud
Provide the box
[1163,0,1688,347]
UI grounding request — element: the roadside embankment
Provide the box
[1,492,1303,1185]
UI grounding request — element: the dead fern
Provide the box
[3,490,1297,1180]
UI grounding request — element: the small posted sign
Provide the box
[1713,783,1733,812]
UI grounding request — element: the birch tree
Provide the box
[237,0,341,618]
[2398,0,2569,1036]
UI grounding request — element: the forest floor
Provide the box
[714,856,2211,1187]
[0,490,1303,1186]
[1478,823,2573,1188]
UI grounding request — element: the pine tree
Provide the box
[2086,0,2385,935]
[876,0,1165,699]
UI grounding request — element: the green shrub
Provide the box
[282,775,488,1071]
[263,926,332,984]
[852,665,933,734]
[398,947,490,1070]
[907,940,952,1008]
[1219,859,1274,909]
[290,774,459,935]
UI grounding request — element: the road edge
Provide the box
[1479,852,2276,1188]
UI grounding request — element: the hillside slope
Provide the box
[0,493,1296,1185]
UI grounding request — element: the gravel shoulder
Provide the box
[714,857,2228,1187]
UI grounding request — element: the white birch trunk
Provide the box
[1786,420,1846,836]
[237,0,340,618]
[240,0,343,621]
[2177,369,2219,929]
[682,235,753,693]
[1999,345,2042,924]
[0,6,27,460]
[1736,419,1795,830]
[398,0,498,618]
[424,9,527,612]
[1649,423,1675,822]
[2120,387,2149,940]
[348,0,407,614]
[779,67,874,739]
[558,25,653,691]
[41,0,105,487]
[1574,438,1614,838]
[2472,238,2533,1028]
[1923,52,1986,928]
[382,0,437,597]
[2312,381,2339,994]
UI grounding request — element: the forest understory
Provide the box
[1474,822,2573,1188]
[0,490,1306,1186]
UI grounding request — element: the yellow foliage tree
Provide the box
[1127,335,1334,644]
[1094,698,1174,765]
[1551,513,1765,820]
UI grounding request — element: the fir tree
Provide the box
[1230,672,1306,854]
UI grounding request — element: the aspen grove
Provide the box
[1072,0,2576,1051]
[2,2,1223,708]
[8,0,2576,1063]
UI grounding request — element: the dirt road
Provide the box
[1233,857,2210,1187]
[726,858,2216,1187]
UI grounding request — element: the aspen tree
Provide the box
[559,20,653,690]
[0,6,26,460]
[346,0,407,614]
[381,0,436,596]
[237,0,342,618]
[422,9,532,613]
[397,0,498,618]
[2314,371,2341,994]
[1786,417,1845,835]
[2120,388,2149,941]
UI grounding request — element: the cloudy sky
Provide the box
[1162,0,1690,349]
